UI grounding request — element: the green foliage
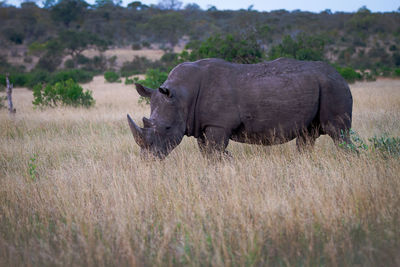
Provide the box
[58,30,109,57]
[268,34,325,61]
[179,34,264,64]
[394,68,400,77]
[125,76,138,85]
[51,0,88,27]
[347,6,377,33]
[32,79,95,108]
[24,70,51,88]
[339,129,368,153]
[339,129,400,157]
[64,59,75,69]
[2,27,25,44]
[131,43,141,50]
[49,69,94,84]
[369,134,400,157]
[146,12,185,46]
[28,154,38,181]
[138,68,168,89]
[137,69,168,104]
[4,69,93,89]
[335,66,362,83]
[104,71,121,83]
[120,56,154,77]
[36,53,63,72]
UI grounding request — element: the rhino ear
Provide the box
[159,87,172,98]
[135,83,154,98]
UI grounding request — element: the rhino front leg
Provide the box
[197,127,230,158]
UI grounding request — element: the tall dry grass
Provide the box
[1,78,400,266]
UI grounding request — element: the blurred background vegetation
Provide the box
[0,0,399,89]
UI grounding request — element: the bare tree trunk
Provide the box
[6,73,16,114]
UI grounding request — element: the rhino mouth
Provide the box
[127,114,180,159]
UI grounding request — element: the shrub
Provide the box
[104,71,121,83]
[76,54,90,65]
[131,43,141,50]
[33,79,95,108]
[80,55,108,73]
[268,34,325,61]
[64,59,75,69]
[125,77,138,85]
[335,66,362,83]
[339,129,368,153]
[179,34,265,64]
[393,68,400,77]
[25,70,51,88]
[121,56,155,77]
[137,69,168,104]
[138,69,168,89]
[35,52,63,72]
[49,69,93,85]
[142,41,151,48]
[9,73,30,87]
[369,134,400,157]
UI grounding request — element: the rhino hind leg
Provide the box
[197,127,230,158]
[321,115,352,147]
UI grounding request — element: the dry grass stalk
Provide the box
[1,78,400,266]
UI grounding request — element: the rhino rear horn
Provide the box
[127,114,146,147]
[135,83,154,98]
[143,117,154,128]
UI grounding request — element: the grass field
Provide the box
[1,78,400,266]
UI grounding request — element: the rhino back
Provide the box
[194,58,325,141]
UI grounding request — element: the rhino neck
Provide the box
[185,83,202,138]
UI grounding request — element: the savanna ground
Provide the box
[1,78,400,266]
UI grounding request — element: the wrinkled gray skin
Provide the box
[128,58,353,159]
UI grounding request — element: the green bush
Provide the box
[120,56,155,77]
[131,43,141,50]
[142,41,151,48]
[64,59,75,69]
[268,34,325,61]
[25,70,51,88]
[125,77,138,85]
[137,69,168,104]
[339,129,368,153]
[369,135,400,157]
[33,79,95,108]
[104,71,121,83]
[335,66,362,83]
[394,68,400,77]
[49,69,93,85]
[179,34,265,64]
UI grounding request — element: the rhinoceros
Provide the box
[127,58,353,159]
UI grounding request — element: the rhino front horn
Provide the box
[127,114,146,147]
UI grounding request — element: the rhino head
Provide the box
[127,83,186,159]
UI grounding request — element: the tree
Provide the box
[184,3,200,11]
[50,0,88,27]
[157,0,182,10]
[127,1,148,10]
[146,12,185,46]
[94,0,121,8]
[58,30,108,65]
[42,0,56,8]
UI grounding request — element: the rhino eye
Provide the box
[166,126,171,130]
